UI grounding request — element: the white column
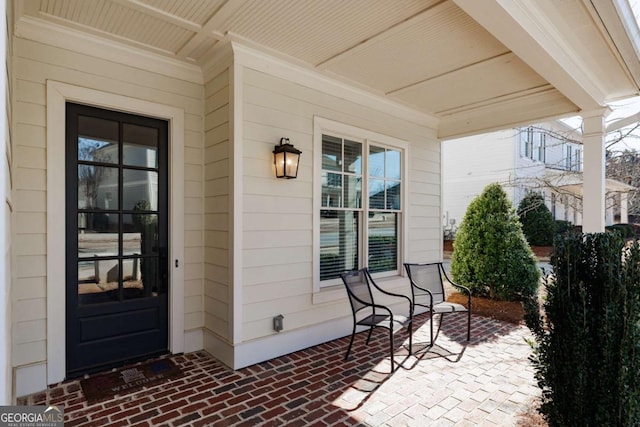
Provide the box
[620,192,629,224]
[581,110,609,233]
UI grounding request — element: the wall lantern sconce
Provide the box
[273,138,301,179]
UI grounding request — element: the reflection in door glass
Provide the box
[78,165,118,210]
[123,257,159,300]
[123,214,158,256]
[123,123,158,168]
[77,259,120,304]
[78,116,118,164]
[123,169,158,211]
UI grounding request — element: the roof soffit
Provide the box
[454,0,640,110]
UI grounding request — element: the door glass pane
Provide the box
[78,165,118,209]
[123,214,158,256]
[322,172,342,208]
[78,116,118,164]
[77,259,120,304]
[123,257,159,300]
[78,213,118,258]
[368,212,397,273]
[123,169,158,211]
[320,210,359,280]
[123,123,159,168]
[322,135,342,171]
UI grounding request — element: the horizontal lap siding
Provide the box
[12,37,204,367]
[204,69,230,341]
[241,68,439,341]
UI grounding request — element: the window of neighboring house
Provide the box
[551,193,557,219]
[565,145,573,170]
[317,125,404,287]
[536,133,546,162]
[521,127,534,159]
[574,148,582,171]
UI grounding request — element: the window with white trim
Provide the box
[317,127,404,287]
[520,127,534,159]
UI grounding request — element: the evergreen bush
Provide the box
[450,183,539,301]
[605,223,635,239]
[554,219,574,236]
[525,233,640,425]
[517,193,555,246]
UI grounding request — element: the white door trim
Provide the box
[46,81,185,384]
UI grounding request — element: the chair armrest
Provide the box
[440,266,471,296]
[365,270,413,316]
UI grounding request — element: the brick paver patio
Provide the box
[18,312,540,426]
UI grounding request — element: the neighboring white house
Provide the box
[2,0,640,403]
[443,122,635,232]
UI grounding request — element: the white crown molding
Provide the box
[227,40,439,129]
[15,15,203,84]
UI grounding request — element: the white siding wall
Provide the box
[442,129,516,227]
[11,37,204,370]
[1,0,11,405]
[514,140,546,208]
[240,67,438,343]
[204,67,230,341]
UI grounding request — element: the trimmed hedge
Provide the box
[525,233,640,425]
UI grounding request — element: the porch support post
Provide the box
[620,192,629,224]
[581,109,610,233]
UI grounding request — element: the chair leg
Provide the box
[408,319,413,356]
[345,325,356,361]
[389,327,394,373]
[467,309,471,341]
[365,326,374,345]
[429,308,434,345]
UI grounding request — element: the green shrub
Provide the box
[517,193,555,246]
[525,233,640,425]
[554,219,574,236]
[605,223,635,239]
[450,183,539,301]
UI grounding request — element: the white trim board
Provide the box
[45,81,185,386]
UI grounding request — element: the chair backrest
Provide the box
[341,269,374,314]
[404,263,445,304]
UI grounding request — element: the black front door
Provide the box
[65,103,169,377]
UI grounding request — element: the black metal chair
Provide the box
[340,269,413,372]
[404,262,471,345]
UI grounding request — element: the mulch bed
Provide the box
[447,292,525,325]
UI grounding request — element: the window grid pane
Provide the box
[368,212,398,273]
[320,210,359,280]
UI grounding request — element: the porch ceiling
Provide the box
[15,0,640,138]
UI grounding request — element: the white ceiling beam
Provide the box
[453,0,603,110]
[112,0,202,32]
[177,0,249,60]
[606,110,640,132]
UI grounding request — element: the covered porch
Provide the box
[18,312,538,426]
[3,0,640,403]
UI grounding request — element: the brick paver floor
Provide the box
[18,312,541,426]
